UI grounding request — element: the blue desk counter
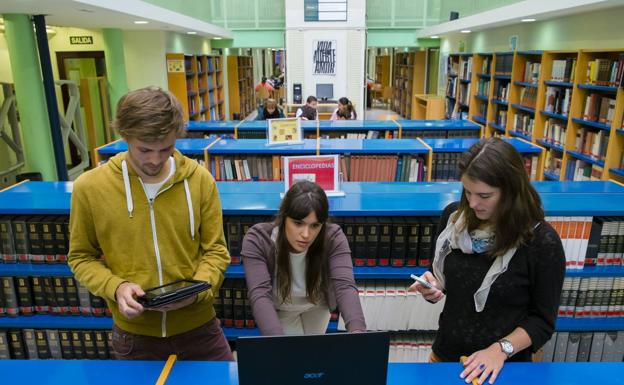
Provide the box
[3,361,623,385]
[1,181,624,216]
[186,119,481,132]
[97,138,218,156]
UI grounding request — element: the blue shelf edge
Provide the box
[572,118,611,132]
[610,168,624,178]
[475,95,489,101]
[472,116,487,124]
[491,99,508,106]
[476,73,491,78]
[509,130,532,141]
[493,75,511,80]
[566,150,606,167]
[556,317,624,332]
[544,81,573,88]
[617,129,624,135]
[1,314,620,333]
[4,264,623,279]
[541,110,569,121]
[514,81,538,88]
[511,103,536,114]
[577,83,618,93]
[544,172,559,181]
[536,139,565,153]
[489,122,506,133]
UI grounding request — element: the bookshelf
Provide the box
[469,53,493,127]
[227,55,254,120]
[94,136,541,182]
[445,54,460,119]
[392,51,425,119]
[448,48,624,184]
[166,53,224,121]
[375,55,391,88]
[186,119,482,140]
[0,180,623,355]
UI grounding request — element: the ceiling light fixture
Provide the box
[187,31,197,35]
[430,35,439,39]
[213,37,222,40]
[521,18,536,22]
[134,21,149,24]
[460,30,471,33]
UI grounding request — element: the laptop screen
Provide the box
[237,332,389,385]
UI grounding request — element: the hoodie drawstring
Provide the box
[121,160,134,218]
[121,159,195,240]
[184,179,195,240]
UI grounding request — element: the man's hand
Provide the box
[147,294,198,313]
[115,282,145,319]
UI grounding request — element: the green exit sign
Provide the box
[70,36,93,45]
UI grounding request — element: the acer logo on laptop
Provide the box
[303,372,325,379]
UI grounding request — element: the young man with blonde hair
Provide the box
[69,87,233,360]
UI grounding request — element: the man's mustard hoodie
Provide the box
[68,150,230,337]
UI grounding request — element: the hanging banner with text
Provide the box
[283,155,343,196]
[312,40,337,76]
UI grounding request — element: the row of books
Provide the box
[545,216,593,268]
[224,216,439,268]
[475,103,487,120]
[541,331,624,362]
[458,83,471,106]
[565,159,603,181]
[0,215,68,263]
[583,217,624,266]
[550,58,577,83]
[521,61,541,83]
[401,130,481,139]
[446,56,459,76]
[430,153,461,182]
[481,56,492,75]
[476,78,490,97]
[586,56,624,87]
[0,276,109,317]
[494,81,509,102]
[543,118,567,146]
[388,332,436,363]
[214,279,255,329]
[494,54,513,75]
[336,280,443,331]
[513,113,535,138]
[544,86,572,116]
[523,154,539,181]
[446,77,457,98]
[460,57,472,81]
[545,150,563,179]
[558,276,624,318]
[574,128,609,161]
[519,87,538,109]
[496,109,508,127]
[0,329,113,360]
[582,94,616,125]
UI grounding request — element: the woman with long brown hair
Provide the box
[409,137,565,384]
[242,180,365,335]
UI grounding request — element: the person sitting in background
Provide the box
[296,96,318,121]
[255,77,274,93]
[330,97,357,120]
[256,98,285,120]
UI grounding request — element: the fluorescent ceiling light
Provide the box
[460,30,471,33]
[187,31,197,35]
[521,18,536,22]
[134,20,149,24]
[430,35,439,39]
[213,37,222,40]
